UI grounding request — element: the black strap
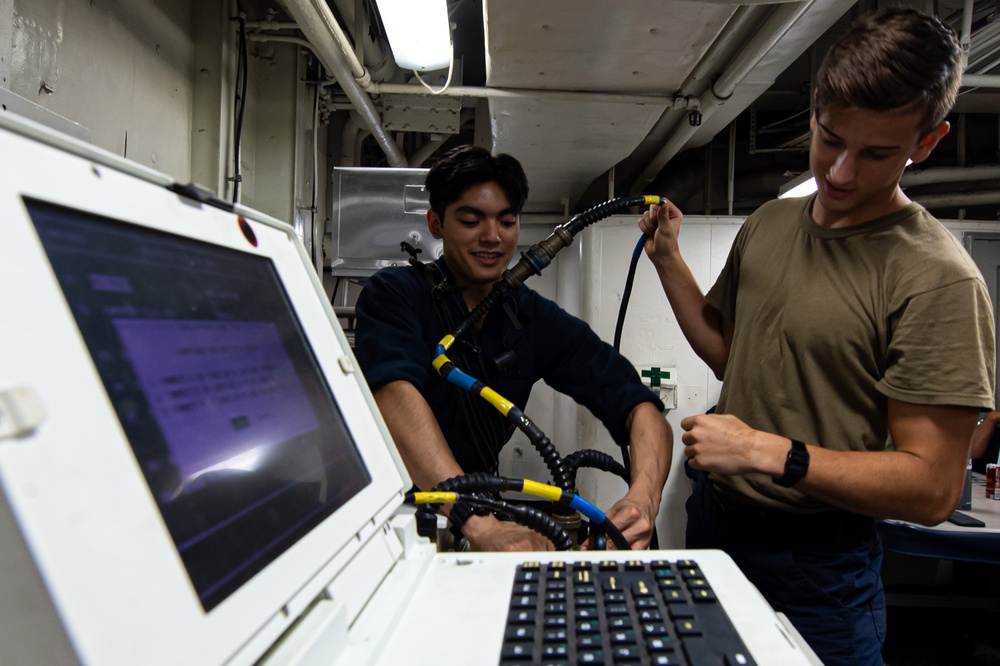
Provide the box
[407,257,506,475]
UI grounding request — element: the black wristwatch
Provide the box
[773,438,809,487]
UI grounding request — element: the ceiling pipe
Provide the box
[901,165,1000,187]
[330,0,396,83]
[961,0,974,62]
[632,0,826,194]
[624,6,767,164]
[408,136,446,167]
[281,0,406,166]
[962,74,1000,88]
[370,82,673,105]
[913,191,1000,210]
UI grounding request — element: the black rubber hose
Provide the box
[510,406,572,491]
[459,495,574,551]
[563,196,649,236]
[563,449,629,487]
[433,472,516,495]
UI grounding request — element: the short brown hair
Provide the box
[815,8,962,137]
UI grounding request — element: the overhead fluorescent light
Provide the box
[778,160,913,199]
[777,170,815,199]
[375,0,452,72]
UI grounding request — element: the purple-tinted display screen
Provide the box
[27,198,371,612]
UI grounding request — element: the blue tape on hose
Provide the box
[569,495,606,524]
[446,366,478,392]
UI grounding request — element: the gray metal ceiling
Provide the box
[293,0,1000,218]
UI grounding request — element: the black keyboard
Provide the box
[500,559,756,666]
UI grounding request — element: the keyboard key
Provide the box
[724,651,757,666]
[637,609,663,622]
[675,619,702,636]
[505,625,534,641]
[609,629,636,644]
[690,588,717,603]
[651,656,681,665]
[602,577,623,592]
[641,622,669,636]
[608,616,633,629]
[647,636,674,652]
[511,595,537,608]
[611,645,642,661]
[543,629,567,643]
[501,642,533,659]
[517,571,540,583]
[508,609,536,624]
[577,649,604,664]
[668,604,695,619]
[542,644,568,658]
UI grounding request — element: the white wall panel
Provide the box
[578,214,744,548]
[7,0,196,181]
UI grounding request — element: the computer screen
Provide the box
[26,198,371,611]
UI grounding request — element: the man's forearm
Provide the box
[624,402,673,511]
[373,380,465,493]
[683,401,979,526]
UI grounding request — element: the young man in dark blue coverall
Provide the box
[355,145,673,552]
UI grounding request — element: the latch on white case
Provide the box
[0,386,46,441]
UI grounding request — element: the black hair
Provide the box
[425,145,529,221]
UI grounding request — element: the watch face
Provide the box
[775,440,809,488]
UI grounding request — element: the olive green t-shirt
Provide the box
[706,195,996,512]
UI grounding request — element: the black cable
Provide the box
[611,233,664,550]
[611,235,647,481]
[231,5,248,204]
[594,519,630,551]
